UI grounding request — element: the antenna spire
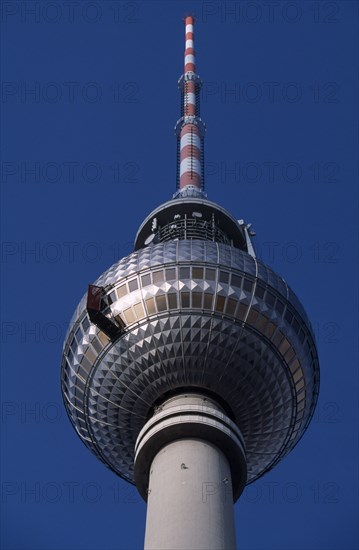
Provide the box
[175,16,206,197]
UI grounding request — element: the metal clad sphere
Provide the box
[61,239,319,485]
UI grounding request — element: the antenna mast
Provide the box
[175,15,206,194]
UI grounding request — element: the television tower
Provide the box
[61,16,319,550]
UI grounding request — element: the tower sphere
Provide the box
[61,191,319,496]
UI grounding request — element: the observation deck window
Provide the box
[193,267,204,279]
[168,293,178,309]
[219,271,229,284]
[153,270,164,284]
[179,267,190,279]
[181,292,190,308]
[141,273,151,287]
[192,292,202,308]
[156,295,167,311]
[243,279,253,292]
[128,278,138,292]
[165,268,176,280]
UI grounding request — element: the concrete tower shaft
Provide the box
[135,394,245,549]
[144,439,235,550]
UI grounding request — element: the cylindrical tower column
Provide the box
[134,394,247,550]
[144,439,236,550]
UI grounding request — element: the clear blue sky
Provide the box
[1,1,358,549]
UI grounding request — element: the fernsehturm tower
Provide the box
[61,16,320,550]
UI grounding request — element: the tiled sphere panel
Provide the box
[61,240,319,485]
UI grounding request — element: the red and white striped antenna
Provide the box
[175,15,206,196]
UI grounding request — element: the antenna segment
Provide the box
[175,16,206,193]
